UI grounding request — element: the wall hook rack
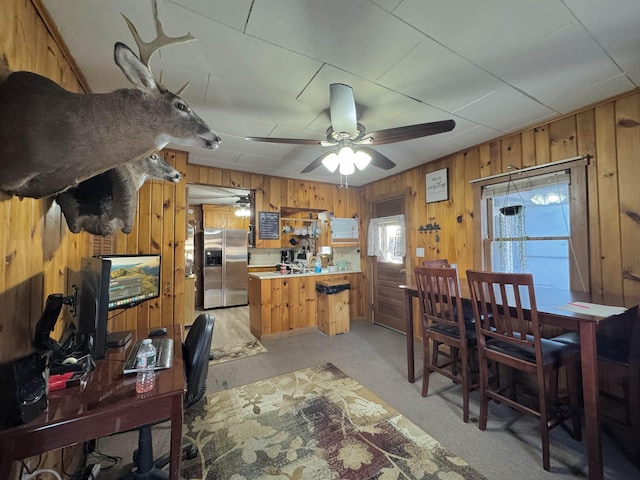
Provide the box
[418,223,441,233]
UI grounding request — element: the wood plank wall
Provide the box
[361,90,640,335]
[2,0,640,474]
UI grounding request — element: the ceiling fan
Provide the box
[245,83,456,176]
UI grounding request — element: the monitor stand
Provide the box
[106,330,132,348]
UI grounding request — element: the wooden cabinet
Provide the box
[249,273,358,340]
[202,204,250,230]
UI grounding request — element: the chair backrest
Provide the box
[183,313,215,408]
[414,266,466,334]
[422,259,449,268]
[466,270,540,357]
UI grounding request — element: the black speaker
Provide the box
[0,352,48,428]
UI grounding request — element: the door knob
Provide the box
[400,269,406,274]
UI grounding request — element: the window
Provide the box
[474,157,590,292]
[367,214,406,263]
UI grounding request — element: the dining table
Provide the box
[400,281,628,480]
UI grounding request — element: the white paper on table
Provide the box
[554,301,627,318]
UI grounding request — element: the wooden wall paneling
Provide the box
[161,181,176,327]
[521,129,536,168]
[615,94,640,303]
[549,116,578,161]
[452,152,469,270]
[501,134,523,170]
[594,103,624,302]
[149,182,164,331]
[576,110,602,294]
[478,144,492,178]
[463,149,481,273]
[533,125,551,165]
[172,151,188,325]
[489,141,503,175]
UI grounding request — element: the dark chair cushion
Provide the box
[428,323,477,345]
[486,335,579,365]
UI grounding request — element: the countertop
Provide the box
[249,269,361,279]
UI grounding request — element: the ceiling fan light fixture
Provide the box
[353,150,371,170]
[338,147,355,175]
[322,153,339,172]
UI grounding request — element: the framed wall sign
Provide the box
[426,168,449,203]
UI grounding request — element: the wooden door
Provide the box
[371,197,408,332]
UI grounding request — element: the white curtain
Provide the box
[367,214,406,257]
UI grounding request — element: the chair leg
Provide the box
[422,339,431,397]
[539,372,551,471]
[460,348,470,423]
[478,353,489,431]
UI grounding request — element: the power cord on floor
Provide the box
[21,469,62,480]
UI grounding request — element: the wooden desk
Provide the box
[0,325,186,479]
[401,283,624,480]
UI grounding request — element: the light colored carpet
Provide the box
[209,340,267,365]
[181,362,486,479]
[94,319,640,480]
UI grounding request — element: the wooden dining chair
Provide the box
[422,259,449,268]
[466,270,582,471]
[414,266,478,423]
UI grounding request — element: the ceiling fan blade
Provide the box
[358,147,396,170]
[363,119,456,145]
[245,136,324,145]
[329,83,358,135]
[300,151,333,173]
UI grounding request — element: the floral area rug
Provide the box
[209,341,267,366]
[182,363,486,480]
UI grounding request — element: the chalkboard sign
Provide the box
[258,211,280,240]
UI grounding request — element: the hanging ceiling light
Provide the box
[321,146,371,177]
[234,196,251,217]
[235,206,251,217]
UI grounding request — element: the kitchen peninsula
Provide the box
[248,269,362,340]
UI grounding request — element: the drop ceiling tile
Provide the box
[608,38,640,86]
[205,77,320,129]
[454,86,556,132]
[168,0,253,32]
[378,38,505,112]
[549,74,635,114]
[245,0,424,79]
[563,0,640,49]
[160,3,322,99]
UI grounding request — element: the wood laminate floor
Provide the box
[189,305,256,348]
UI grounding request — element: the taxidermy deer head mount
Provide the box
[0,3,220,199]
[55,153,182,236]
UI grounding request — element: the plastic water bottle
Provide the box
[136,338,156,393]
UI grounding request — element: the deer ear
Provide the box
[114,42,156,93]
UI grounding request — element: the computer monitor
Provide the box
[76,257,111,360]
[100,254,161,310]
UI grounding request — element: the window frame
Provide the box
[471,156,590,292]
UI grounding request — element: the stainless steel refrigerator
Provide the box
[203,228,248,308]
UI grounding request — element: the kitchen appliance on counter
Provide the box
[280,249,294,264]
[203,228,248,308]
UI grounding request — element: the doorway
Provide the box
[369,193,411,332]
[187,185,253,309]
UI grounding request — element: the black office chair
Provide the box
[120,313,215,479]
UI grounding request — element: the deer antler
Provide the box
[121,1,195,69]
